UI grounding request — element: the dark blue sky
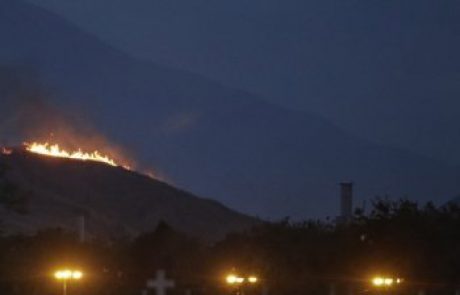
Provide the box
[27,0,460,165]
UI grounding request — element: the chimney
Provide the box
[340,182,353,221]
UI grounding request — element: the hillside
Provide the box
[1,0,460,219]
[0,149,257,240]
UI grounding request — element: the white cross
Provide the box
[146,270,175,295]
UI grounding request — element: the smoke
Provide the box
[0,66,136,169]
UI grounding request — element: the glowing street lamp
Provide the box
[226,274,245,285]
[226,274,258,285]
[371,276,403,288]
[225,273,259,295]
[54,269,83,295]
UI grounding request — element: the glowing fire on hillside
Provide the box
[23,142,130,169]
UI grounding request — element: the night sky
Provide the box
[1,0,460,219]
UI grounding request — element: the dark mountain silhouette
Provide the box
[1,0,460,219]
[0,149,257,240]
[27,0,460,164]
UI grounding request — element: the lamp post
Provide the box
[54,269,83,295]
[370,276,403,294]
[226,274,259,295]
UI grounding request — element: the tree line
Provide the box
[0,198,459,295]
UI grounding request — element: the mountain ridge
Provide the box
[26,0,460,164]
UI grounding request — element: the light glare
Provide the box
[384,278,393,285]
[55,269,83,280]
[72,271,83,280]
[372,276,401,287]
[372,277,384,286]
[226,275,237,284]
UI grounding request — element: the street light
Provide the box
[371,276,403,288]
[225,273,259,295]
[226,274,258,285]
[54,269,83,295]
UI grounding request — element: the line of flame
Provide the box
[24,142,120,167]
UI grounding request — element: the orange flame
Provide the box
[24,142,129,169]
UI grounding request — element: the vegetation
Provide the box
[0,200,459,295]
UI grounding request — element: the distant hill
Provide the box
[0,149,257,241]
[1,0,460,219]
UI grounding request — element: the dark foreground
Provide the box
[0,199,460,295]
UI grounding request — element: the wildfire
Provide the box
[24,142,127,168]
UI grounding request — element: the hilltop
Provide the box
[0,149,257,241]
